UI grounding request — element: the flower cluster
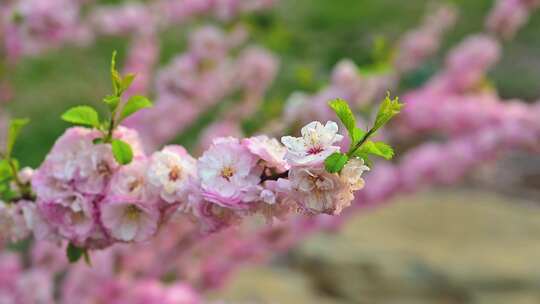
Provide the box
[125,25,279,149]
[393,3,457,73]
[1,0,91,61]
[10,54,398,256]
[486,0,540,39]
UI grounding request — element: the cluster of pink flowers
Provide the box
[421,34,501,95]
[29,118,369,249]
[0,246,202,304]
[393,3,458,73]
[90,0,276,36]
[125,25,279,149]
[486,0,540,39]
[0,252,53,303]
[1,0,91,61]
[277,59,380,130]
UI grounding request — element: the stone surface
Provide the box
[212,189,540,303]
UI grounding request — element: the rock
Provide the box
[291,189,540,303]
[209,267,346,304]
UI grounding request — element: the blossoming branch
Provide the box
[0,53,402,263]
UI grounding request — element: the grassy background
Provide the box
[6,0,540,167]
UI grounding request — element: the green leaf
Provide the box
[119,96,152,122]
[354,141,394,160]
[103,95,120,111]
[355,153,373,167]
[67,243,85,263]
[61,106,100,128]
[6,118,29,158]
[328,99,362,144]
[0,160,12,181]
[111,139,133,165]
[351,128,366,145]
[373,94,403,132]
[111,51,122,94]
[324,152,349,173]
[120,73,136,93]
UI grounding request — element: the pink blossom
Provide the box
[147,145,197,204]
[486,0,539,39]
[198,137,261,209]
[90,3,155,36]
[242,135,289,173]
[100,196,160,242]
[108,157,152,199]
[236,46,279,94]
[191,196,242,233]
[189,26,228,61]
[119,281,201,304]
[281,121,344,167]
[199,120,243,152]
[288,167,354,215]
[0,200,34,242]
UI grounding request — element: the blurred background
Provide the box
[2,0,540,303]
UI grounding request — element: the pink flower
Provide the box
[119,281,201,304]
[189,26,228,61]
[191,196,242,233]
[108,157,156,203]
[288,167,354,215]
[147,146,197,204]
[242,135,289,173]
[100,196,159,242]
[236,46,279,94]
[0,200,34,242]
[281,121,344,167]
[198,137,261,209]
[486,0,536,39]
[199,120,242,151]
[340,158,370,191]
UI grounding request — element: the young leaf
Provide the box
[324,152,349,173]
[328,99,362,144]
[120,73,136,93]
[0,159,13,181]
[354,141,394,160]
[61,106,100,128]
[111,139,133,165]
[103,95,120,111]
[373,94,403,132]
[119,96,152,122]
[6,118,29,158]
[111,51,122,94]
[67,243,85,263]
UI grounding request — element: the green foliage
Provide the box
[373,94,403,132]
[111,139,133,165]
[110,50,122,95]
[6,118,29,159]
[328,99,364,145]
[58,52,153,168]
[110,51,136,97]
[353,141,394,160]
[119,95,152,122]
[326,95,402,173]
[67,242,85,263]
[103,95,120,111]
[61,106,100,128]
[324,152,349,173]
